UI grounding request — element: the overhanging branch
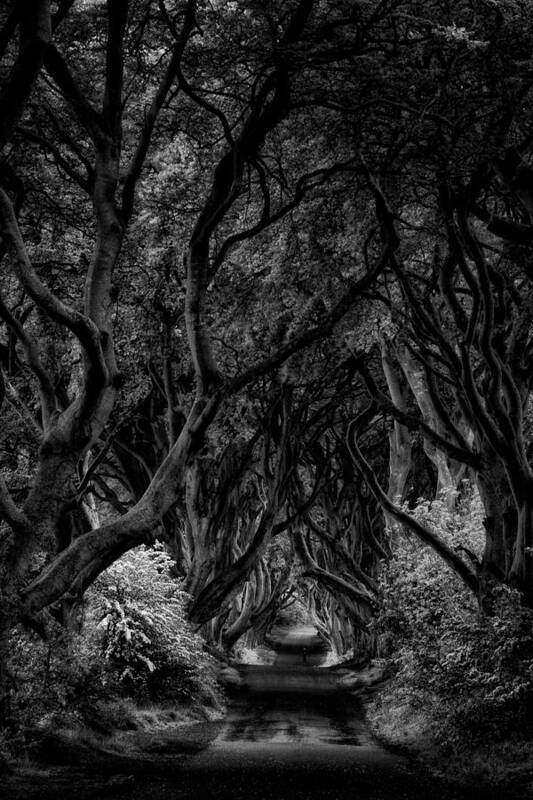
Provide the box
[346,412,480,598]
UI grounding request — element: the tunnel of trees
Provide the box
[1,0,533,760]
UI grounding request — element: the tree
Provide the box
[340,0,533,606]
[0,0,392,713]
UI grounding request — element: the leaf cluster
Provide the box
[375,490,533,744]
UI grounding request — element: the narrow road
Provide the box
[4,627,508,799]
[108,663,487,800]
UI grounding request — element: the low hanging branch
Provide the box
[304,513,379,594]
[346,408,480,598]
[301,564,377,609]
[188,394,292,625]
[295,529,376,639]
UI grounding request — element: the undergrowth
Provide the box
[4,545,221,751]
[367,493,533,788]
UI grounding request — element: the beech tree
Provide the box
[342,1,533,607]
[3,0,533,716]
[0,0,399,710]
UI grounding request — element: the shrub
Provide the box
[84,544,220,704]
[6,624,94,731]
[371,491,533,761]
[6,545,220,735]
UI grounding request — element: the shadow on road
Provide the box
[104,626,505,800]
[5,626,509,800]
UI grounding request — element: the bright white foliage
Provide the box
[86,545,214,694]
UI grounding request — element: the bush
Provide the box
[6,623,95,734]
[369,491,533,775]
[85,545,219,704]
[6,545,220,736]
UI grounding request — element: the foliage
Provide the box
[6,624,95,733]
[274,595,310,629]
[378,492,484,645]
[86,545,219,703]
[2,1,533,762]
[5,546,220,736]
[369,490,533,780]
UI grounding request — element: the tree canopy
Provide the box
[1,0,533,720]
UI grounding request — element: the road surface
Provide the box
[5,627,503,799]
[106,662,491,800]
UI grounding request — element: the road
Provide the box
[2,625,516,800]
[107,663,493,800]
[4,624,506,800]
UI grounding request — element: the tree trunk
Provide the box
[510,498,533,606]
[397,344,458,510]
[476,452,515,583]
[222,578,256,650]
[189,502,278,626]
[380,338,412,514]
